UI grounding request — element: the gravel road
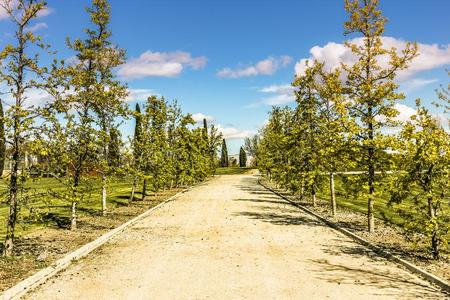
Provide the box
[26,174,446,299]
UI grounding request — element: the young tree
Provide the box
[390,101,450,259]
[244,135,259,166]
[85,0,128,215]
[206,124,222,173]
[129,103,143,202]
[0,99,5,177]
[291,62,325,206]
[239,147,247,167]
[343,0,417,232]
[220,139,229,167]
[315,64,357,217]
[173,114,195,186]
[0,0,52,256]
[45,0,128,229]
[258,107,294,186]
[140,96,168,197]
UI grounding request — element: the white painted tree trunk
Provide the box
[330,172,336,217]
[71,201,77,230]
[102,174,107,216]
[24,152,28,169]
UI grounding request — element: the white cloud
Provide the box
[25,22,48,33]
[217,124,255,140]
[189,111,254,139]
[248,84,296,107]
[118,51,207,79]
[0,2,53,21]
[125,88,157,102]
[2,87,52,107]
[192,113,214,123]
[295,37,450,82]
[402,78,438,92]
[36,6,53,18]
[394,103,417,123]
[217,56,292,78]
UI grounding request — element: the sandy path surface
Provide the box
[26,174,446,300]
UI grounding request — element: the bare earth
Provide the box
[26,174,447,300]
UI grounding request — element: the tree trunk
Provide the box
[428,197,440,259]
[312,186,316,207]
[71,201,77,230]
[330,172,336,217]
[367,106,375,233]
[71,166,82,231]
[2,119,21,257]
[141,178,147,200]
[368,158,375,233]
[3,178,18,256]
[101,174,107,215]
[129,175,137,205]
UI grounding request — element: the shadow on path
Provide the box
[232,175,444,298]
[309,258,441,298]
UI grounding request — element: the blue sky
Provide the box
[1,0,449,153]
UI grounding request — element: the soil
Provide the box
[24,174,447,299]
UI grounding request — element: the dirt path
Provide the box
[26,174,446,299]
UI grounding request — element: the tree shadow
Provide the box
[309,258,443,298]
[40,212,71,229]
[233,210,324,227]
[321,239,384,260]
[233,175,447,298]
[77,206,102,216]
[234,197,287,206]
[110,198,129,207]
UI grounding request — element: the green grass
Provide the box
[214,167,254,175]
[316,175,450,227]
[0,176,138,239]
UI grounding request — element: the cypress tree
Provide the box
[239,147,247,167]
[202,118,208,141]
[220,139,228,167]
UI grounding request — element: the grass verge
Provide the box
[0,176,184,292]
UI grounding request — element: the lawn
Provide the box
[315,174,450,227]
[0,176,139,239]
[214,167,255,175]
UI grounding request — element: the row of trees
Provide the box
[257,0,449,259]
[129,98,222,202]
[0,0,221,257]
